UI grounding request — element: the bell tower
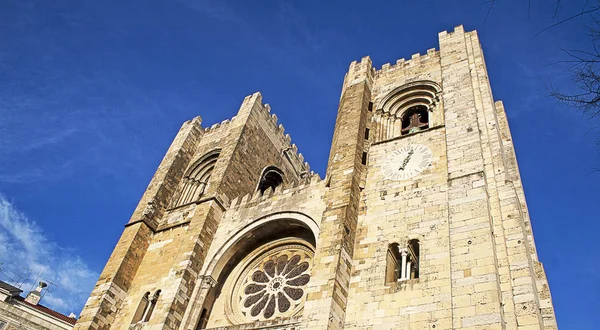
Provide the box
[342,25,557,329]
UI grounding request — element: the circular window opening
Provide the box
[226,238,313,323]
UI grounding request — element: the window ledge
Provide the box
[372,124,445,146]
[385,278,421,291]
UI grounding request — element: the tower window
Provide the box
[386,240,420,283]
[257,166,284,193]
[132,290,160,324]
[401,105,429,135]
[364,128,370,140]
[368,102,373,111]
[172,150,220,208]
[143,290,161,322]
[132,292,150,324]
[361,151,368,165]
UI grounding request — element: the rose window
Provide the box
[228,243,313,323]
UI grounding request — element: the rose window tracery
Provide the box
[228,243,313,323]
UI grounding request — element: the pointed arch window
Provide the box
[386,240,420,283]
[172,150,220,207]
[257,166,284,194]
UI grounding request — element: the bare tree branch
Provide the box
[534,5,600,37]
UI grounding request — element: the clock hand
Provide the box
[399,149,414,170]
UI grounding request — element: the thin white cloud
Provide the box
[0,194,98,316]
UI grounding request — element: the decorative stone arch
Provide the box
[372,81,443,141]
[203,212,319,278]
[186,149,221,179]
[376,80,441,116]
[171,149,221,208]
[183,212,319,329]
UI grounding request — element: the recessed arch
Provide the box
[171,149,221,207]
[376,80,441,114]
[202,212,319,279]
[372,81,442,142]
[256,166,284,194]
[191,212,318,329]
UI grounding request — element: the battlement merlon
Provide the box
[343,25,477,78]
[229,173,323,209]
[191,92,314,182]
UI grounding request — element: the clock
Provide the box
[381,144,433,180]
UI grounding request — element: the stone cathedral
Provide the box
[76,26,557,330]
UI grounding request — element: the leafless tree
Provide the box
[549,15,600,121]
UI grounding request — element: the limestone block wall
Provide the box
[76,116,205,330]
[215,93,311,201]
[301,56,372,330]
[343,25,556,330]
[346,128,450,329]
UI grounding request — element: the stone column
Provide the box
[400,250,408,280]
[180,276,217,330]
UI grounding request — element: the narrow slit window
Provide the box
[368,102,373,111]
[361,151,368,165]
[364,128,370,140]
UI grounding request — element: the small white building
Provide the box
[0,281,76,330]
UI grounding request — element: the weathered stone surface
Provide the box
[76,26,556,330]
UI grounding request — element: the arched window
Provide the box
[172,151,220,207]
[257,166,284,194]
[131,292,150,324]
[407,239,420,279]
[401,105,429,135]
[143,290,160,322]
[131,290,161,324]
[386,243,402,283]
[386,240,420,283]
[373,81,440,142]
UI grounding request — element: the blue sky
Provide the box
[0,0,598,327]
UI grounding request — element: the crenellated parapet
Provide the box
[246,93,313,178]
[203,116,236,133]
[228,173,322,210]
[376,47,440,75]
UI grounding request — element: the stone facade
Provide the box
[0,281,77,329]
[76,26,557,330]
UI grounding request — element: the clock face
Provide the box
[381,144,433,180]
